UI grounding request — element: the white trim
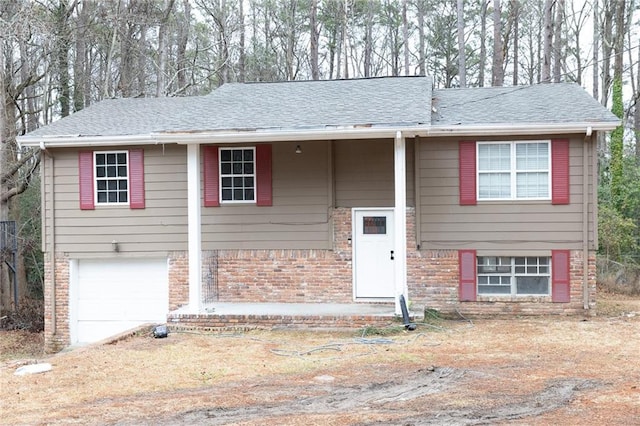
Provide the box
[68,259,79,344]
[218,146,257,204]
[394,131,407,315]
[187,144,202,313]
[19,122,618,148]
[477,255,552,297]
[93,150,130,206]
[477,140,552,201]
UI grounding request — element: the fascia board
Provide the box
[18,121,619,148]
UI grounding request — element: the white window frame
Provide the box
[477,256,551,296]
[477,141,552,201]
[219,147,256,204]
[94,150,130,206]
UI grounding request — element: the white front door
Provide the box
[353,209,395,299]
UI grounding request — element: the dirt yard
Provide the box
[2,292,639,425]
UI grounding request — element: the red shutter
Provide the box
[203,146,220,207]
[129,149,145,209]
[551,139,570,205]
[78,151,95,210]
[458,249,477,302]
[459,141,477,205]
[256,144,272,206]
[552,250,571,302]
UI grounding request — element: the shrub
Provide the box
[0,298,44,332]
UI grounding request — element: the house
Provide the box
[18,77,620,351]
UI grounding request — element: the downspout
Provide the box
[583,128,592,310]
[414,137,421,249]
[41,142,56,336]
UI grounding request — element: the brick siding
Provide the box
[43,208,597,351]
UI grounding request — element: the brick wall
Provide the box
[43,254,70,353]
[168,252,189,310]
[408,248,596,317]
[45,208,596,351]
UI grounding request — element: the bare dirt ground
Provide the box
[1,292,639,426]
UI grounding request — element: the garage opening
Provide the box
[70,258,169,344]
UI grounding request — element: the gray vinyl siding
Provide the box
[201,141,331,249]
[334,138,415,207]
[418,136,596,252]
[46,145,188,256]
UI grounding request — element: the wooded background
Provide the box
[1,0,638,314]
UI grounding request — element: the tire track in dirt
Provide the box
[158,370,599,425]
[162,367,464,425]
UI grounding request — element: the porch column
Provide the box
[394,131,408,315]
[187,144,202,313]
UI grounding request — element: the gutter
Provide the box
[18,121,619,148]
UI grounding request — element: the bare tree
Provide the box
[552,0,564,82]
[478,0,489,86]
[457,0,466,87]
[510,0,519,85]
[541,0,553,83]
[491,0,504,86]
[310,0,319,80]
[402,0,410,76]
[157,0,177,97]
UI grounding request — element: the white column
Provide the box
[187,144,202,313]
[394,131,408,315]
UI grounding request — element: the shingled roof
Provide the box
[432,83,619,127]
[19,76,619,146]
[23,76,432,138]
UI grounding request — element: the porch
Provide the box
[167,302,420,332]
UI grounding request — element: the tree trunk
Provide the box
[364,1,373,78]
[402,0,410,76]
[176,0,190,92]
[55,0,73,117]
[310,0,319,80]
[417,0,426,76]
[157,0,176,97]
[593,0,599,101]
[541,0,553,83]
[73,0,88,112]
[343,0,349,79]
[491,0,504,86]
[511,0,519,85]
[552,0,564,83]
[457,0,466,87]
[479,1,488,86]
[601,0,613,107]
[636,45,640,161]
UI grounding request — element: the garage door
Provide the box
[73,259,168,344]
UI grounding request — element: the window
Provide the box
[203,144,271,207]
[95,151,129,204]
[219,147,255,202]
[78,149,144,210]
[477,141,550,200]
[477,256,550,296]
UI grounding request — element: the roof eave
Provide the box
[427,121,620,137]
[18,121,619,148]
[18,126,430,148]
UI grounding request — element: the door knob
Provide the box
[390,250,394,260]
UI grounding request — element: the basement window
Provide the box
[477,256,550,296]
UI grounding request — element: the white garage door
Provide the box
[72,258,168,344]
